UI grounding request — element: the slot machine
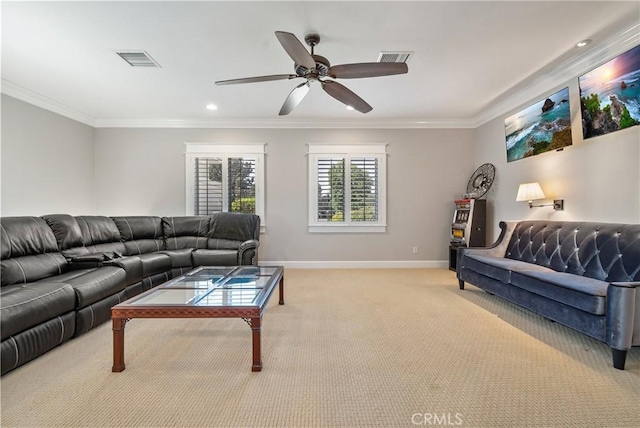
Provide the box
[449,198,486,271]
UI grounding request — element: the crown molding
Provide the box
[1,79,96,127]
[3,21,638,131]
[471,21,640,128]
[92,117,475,129]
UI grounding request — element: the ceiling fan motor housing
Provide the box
[295,54,330,77]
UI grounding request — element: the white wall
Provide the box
[94,127,476,263]
[1,95,96,216]
[474,78,640,242]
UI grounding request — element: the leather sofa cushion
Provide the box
[62,242,127,259]
[463,254,554,283]
[75,216,121,246]
[43,266,127,308]
[1,217,59,259]
[1,253,67,287]
[111,216,162,241]
[162,216,209,250]
[209,212,260,242]
[1,282,76,340]
[109,256,143,287]
[41,214,84,250]
[510,270,607,315]
[192,249,238,267]
[123,239,164,256]
[138,253,172,277]
[111,216,164,256]
[160,249,194,268]
[207,238,241,250]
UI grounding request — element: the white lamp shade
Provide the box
[516,182,545,201]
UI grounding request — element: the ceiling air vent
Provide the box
[116,51,161,67]
[377,51,413,63]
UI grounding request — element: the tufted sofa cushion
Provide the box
[505,221,640,282]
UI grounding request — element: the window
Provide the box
[308,144,387,233]
[185,144,265,226]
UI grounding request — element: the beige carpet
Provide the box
[1,269,638,428]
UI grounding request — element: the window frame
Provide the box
[185,143,265,228]
[307,143,387,233]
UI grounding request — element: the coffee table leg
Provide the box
[251,316,262,372]
[112,317,127,372]
[279,276,284,305]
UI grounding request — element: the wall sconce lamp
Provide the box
[516,182,564,210]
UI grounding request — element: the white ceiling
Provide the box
[2,1,639,128]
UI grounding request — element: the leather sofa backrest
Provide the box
[111,216,164,255]
[208,212,260,246]
[506,221,640,282]
[162,216,209,250]
[42,214,84,251]
[74,216,126,255]
[0,217,66,286]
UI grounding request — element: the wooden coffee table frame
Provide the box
[111,266,284,373]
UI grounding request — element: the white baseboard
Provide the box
[258,260,449,269]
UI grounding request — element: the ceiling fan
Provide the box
[215,31,409,116]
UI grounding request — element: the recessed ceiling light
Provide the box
[346,106,354,111]
[576,39,592,48]
[206,104,218,110]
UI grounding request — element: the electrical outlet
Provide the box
[412,246,418,254]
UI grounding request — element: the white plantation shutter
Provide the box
[350,157,378,222]
[308,144,387,233]
[185,144,265,226]
[227,157,256,214]
[194,157,223,215]
[317,158,345,222]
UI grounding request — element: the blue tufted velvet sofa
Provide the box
[457,220,640,370]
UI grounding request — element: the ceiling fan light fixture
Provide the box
[206,104,218,110]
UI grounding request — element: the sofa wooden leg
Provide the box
[612,348,627,370]
[458,279,464,290]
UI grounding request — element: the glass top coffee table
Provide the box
[111,265,284,372]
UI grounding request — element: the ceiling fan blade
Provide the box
[279,81,311,116]
[321,80,372,113]
[329,62,408,79]
[215,74,300,85]
[275,31,316,70]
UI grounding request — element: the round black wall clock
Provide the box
[466,163,495,198]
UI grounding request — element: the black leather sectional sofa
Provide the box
[0,212,260,375]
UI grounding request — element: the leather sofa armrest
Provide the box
[238,239,260,265]
[68,252,115,270]
[104,256,143,287]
